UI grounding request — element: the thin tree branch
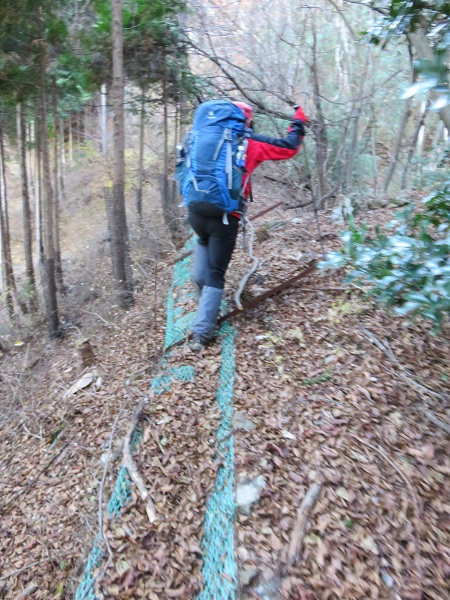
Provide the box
[350,434,422,594]
[360,325,449,402]
[123,396,156,523]
[283,482,322,569]
[0,441,70,514]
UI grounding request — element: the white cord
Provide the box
[234,216,260,309]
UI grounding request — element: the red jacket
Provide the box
[242,119,305,198]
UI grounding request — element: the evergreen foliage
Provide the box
[320,182,450,331]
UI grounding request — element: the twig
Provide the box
[98,403,127,560]
[77,406,132,600]
[414,405,450,436]
[21,420,43,441]
[350,434,423,593]
[285,200,314,209]
[123,397,156,523]
[283,482,322,569]
[297,286,345,292]
[83,311,121,331]
[250,201,284,220]
[360,325,449,402]
[0,552,75,582]
[0,441,70,514]
[13,583,38,599]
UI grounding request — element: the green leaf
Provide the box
[401,79,438,99]
[344,517,354,529]
[430,95,450,111]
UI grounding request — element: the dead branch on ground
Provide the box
[414,405,450,436]
[351,434,423,595]
[0,440,70,514]
[0,552,76,582]
[99,402,128,560]
[360,325,450,436]
[12,583,38,599]
[282,482,322,570]
[123,396,156,523]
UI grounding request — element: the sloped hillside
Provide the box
[1,183,449,600]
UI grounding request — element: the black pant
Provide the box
[188,211,239,289]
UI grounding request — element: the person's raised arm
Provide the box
[246,106,307,169]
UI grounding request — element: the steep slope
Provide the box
[1,185,449,600]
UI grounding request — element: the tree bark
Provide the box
[77,110,81,148]
[401,103,428,189]
[39,38,60,336]
[34,109,44,266]
[101,83,107,155]
[52,85,64,292]
[310,19,328,207]
[68,115,73,164]
[27,120,35,198]
[136,89,145,223]
[17,103,38,312]
[408,26,450,132]
[163,61,170,212]
[1,122,30,317]
[59,117,67,201]
[0,124,14,321]
[109,0,133,307]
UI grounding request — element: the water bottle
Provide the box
[236,143,246,168]
[176,143,184,165]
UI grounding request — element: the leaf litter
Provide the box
[0,187,449,599]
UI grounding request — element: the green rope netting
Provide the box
[197,323,237,599]
[76,234,237,599]
[74,544,104,600]
[151,363,197,395]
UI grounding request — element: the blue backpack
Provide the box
[176,100,248,216]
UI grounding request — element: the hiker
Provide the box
[177,99,307,350]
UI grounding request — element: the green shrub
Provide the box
[319,181,450,331]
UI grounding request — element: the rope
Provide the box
[234,216,259,309]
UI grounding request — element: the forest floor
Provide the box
[0,174,449,600]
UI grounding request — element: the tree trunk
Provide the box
[77,111,81,148]
[68,115,73,164]
[344,106,360,194]
[163,64,170,212]
[136,89,145,223]
[0,123,28,317]
[34,109,44,266]
[408,26,450,132]
[39,40,59,336]
[0,125,14,321]
[27,120,35,198]
[52,85,64,292]
[311,19,328,207]
[179,96,188,141]
[432,121,444,148]
[17,104,38,312]
[401,103,428,189]
[382,99,412,194]
[370,105,379,196]
[109,0,133,307]
[59,117,67,202]
[101,83,107,155]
